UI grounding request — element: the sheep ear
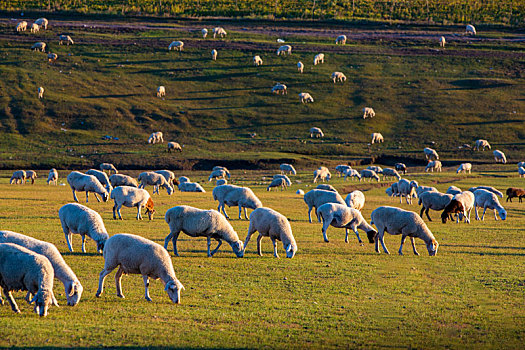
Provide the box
[286,244,292,252]
[67,284,75,297]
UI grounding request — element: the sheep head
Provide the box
[426,239,439,256]
[165,280,184,304]
[285,244,296,258]
[231,240,244,258]
[66,281,84,306]
[366,230,377,244]
[145,198,155,220]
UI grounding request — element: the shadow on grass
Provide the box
[454,119,523,126]
[211,116,359,130]
[81,93,141,99]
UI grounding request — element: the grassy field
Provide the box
[0,166,524,348]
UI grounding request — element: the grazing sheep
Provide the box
[31,42,46,52]
[100,163,118,174]
[331,72,346,83]
[216,179,227,186]
[213,27,227,38]
[395,163,407,174]
[58,203,109,253]
[457,163,472,174]
[519,167,525,178]
[148,131,164,144]
[493,150,507,163]
[0,243,58,316]
[201,28,208,38]
[168,41,184,51]
[517,161,525,168]
[466,24,476,35]
[96,234,184,303]
[47,168,58,185]
[367,166,383,174]
[9,170,27,185]
[58,35,74,45]
[362,107,375,119]
[271,83,287,95]
[253,55,263,66]
[208,169,229,181]
[344,169,361,181]
[425,160,442,172]
[296,189,304,195]
[335,35,347,45]
[382,168,401,180]
[273,174,292,186]
[155,170,177,187]
[167,142,182,152]
[0,230,83,306]
[86,169,113,193]
[441,191,475,223]
[157,86,165,98]
[211,49,217,60]
[370,206,439,256]
[38,86,44,99]
[47,53,57,62]
[345,190,365,211]
[386,183,399,199]
[310,127,324,138]
[423,147,439,160]
[111,186,155,220]
[267,178,287,191]
[439,36,446,47]
[318,203,376,244]
[212,185,262,220]
[418,191,453,221]
[313,53,325,65]
[297,61,304,73]
[109,174,139,188]
[303,189,345,223]
[243,207,297,258]
[35,18,48,30]
[67,171,109,203]
[30,23,40,33]
[280,163,297,175]
[371,132,384,144]
[138,172,174,195]
[335,165,352,177]
[397,179,418,204]
[474,139,491,151]
[446,186,462,196]
[164,206,244,257]
[473,189,507,221]
[416,186,438,197]
[360,169,380,182]
[277,45,292,56]
[299,92,314,104]
[313,166,331,183]
[316,184,337,192]
[16,21,27,32]
[469,186,503,198]
[506,188,525,203]
[179,176,190,184]
[213,166,231,176]
[178,182,206,192]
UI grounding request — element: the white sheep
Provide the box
[110,186,155,220]
[213,27,227,38]
[441,191,475,223]
[456,163,472,174]
[335,35,347,45]
[273,174,292,186]
[0,230,83,306]
[66,171,109,203]
[517,161,525,168]
[157,86,165,98]
[148,131,164,144]
[38,86,44,99]
[30,23,40,33]
[109,174,139,188]
[201,28,208,38]
[280,163,297,175]
[16,21,27,32]
[493,150,507,163]
[96,233,184,303]
[155,170,176,187]
[318,203,376,245]
[335,165,352,177]
[271,83,287,95]
[31,42,46,52]
[418,191,453,221]
[299,92,314,103]
[382,168,401,180]
[345,190,365,211]
[425,160,442,172]
[367,165,383,174]
[313,166,331,183]
[178,176,190,184]
[316,184,337,192]
[86,169,113,193]
[267,177,287,191]
[313,53,325,65]
[100,162,118,174]
[164,205,244,257]
[371,132,384,144]
[370,206,439,256]
[360,169,380,182]
[178,182,206,192]
[58,35,74,45]
[466,24,476,35]
[47,53,58,62]
[446,186,462,195]
[362,107,375,119]
[138,172,174,195]
[297,61,304,73]
[439,36,446,47]
[386,182,399,199]
[277,45,292,56]
[0,243,58,316]
[168,41,184,51]
[167,141,182,152]
[397,179,418,204]
[216,179,228,186]
[395,163,407,174]
[303,189,346,223]
[473,189,507,221]
[474,139,491,151]
[344,169,361,181]
[253,55,263,66]
[212,185,262,220]
[296,189,304,195]
[10,170,26,184]
[519,167,525,178]
[423,147,439,160]
[415,185,438,197]
[468,186,503,198]
[35,18,48,30]
[208,169,229,181]
[331,71,346,83]
[211,49,217,60]
[47,168,58,185]
[213,166,231,176]
[243,207,297,258]
[59,203,109,253]
[310,127,324,138]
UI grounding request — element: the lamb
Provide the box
[318,203,376,244]
[277,45,292,56]
[370,206,439,256]
[382,168,401,180]
[30,23,40,33]
[303,189,346,223]
[10,170,26,184]
[59,203,109,253]
[0,230,83,306]
[243,207,297,258]
[446,185,462,195]
[201,28,208,38]
[148,131,164,144]
[164,205,244,257]
[345,190,365,211]
[273,174,292,186]
[66,171,109,203]
[47,53,58,62]
[178,176,190,184]
[331,72,346,83]
[213,27,227,38]
[16,21,27,32]
[138,172,174,195]
[100,162,118,174]
[212,185,262,220]
[468,186,503,198]
[493,150,507,163]
[416,185,438,197]
[313,166,331,183]
[299,92,314,104]
[280,163,297,175]
[31,42,46,52]
[519,167,525,178]
[362,107,375,119]
[208,169,229,181]
[335,35,347,45]
[211,49,217,61]
[35,18,48,30]
[424,147,439,160]
[473,189,507,221]
[310,127,324,138]
[86,169,113,193]
[297,61,304,73]
[58,35,74,45]
[506,187,525,203]
[168,41,184,51]
[316,184,337,192]
[360,169,380,182]
[216,179,227,186]
[394,163,407,174]
[157,86,165,98]
[109,174,139,188]
[397,179,418,204]
[0,243,58,316]
[110,186,155,220]
[155,170,177,187]
[344,169,361,181]
[253,55,263,66]
[335,165,352,177]
[425,160,442,172]
[271,83,287,95]
[96,233,184,303]
[466,24,476,35]
[439,36,446,47]
[367,166,383,174]
[267,178,287,191]
[457,163,472,174]
[418,191,453,221]
[47,168,58,185]
[441,191,475,223]
[38,86,44,99]
[178,182,206,192]
[474,139,491,151]
[371,132,385,145]
[313,53,325,65]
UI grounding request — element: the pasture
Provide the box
[0,167,524,348]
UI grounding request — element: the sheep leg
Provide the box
[169,231,181,256]
[257,233,264,256]
[410,237,419,256]
[425,208,432,221]
[398,235,407,255]
[321,216,330,242]
[220,203,229,219]
[72,189,79,202]
[493,209,498,221]
[96,266,113,297]
[115,266,125,298]
[25,291,32,303]
[271,238,279,258]
[81,235,86,253]
[93,193,101,202]
[113,203,117,219]
[136,205,142,220]
[85,192,89,203]
[3,289,20,313]
[481,207,487,221]
[117,204,123,220]
[64,230,74,253]
[243,226,257,253]
[307,206,313,223]
[475,207,480,220]
[208,237,222,257]
[143,275,152,301]
[243,207,249,220]
[352,228,364,245]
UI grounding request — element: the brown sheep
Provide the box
[441,200,464,223]
[506,187,525,203]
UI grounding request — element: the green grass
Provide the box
[0,167,524,348]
